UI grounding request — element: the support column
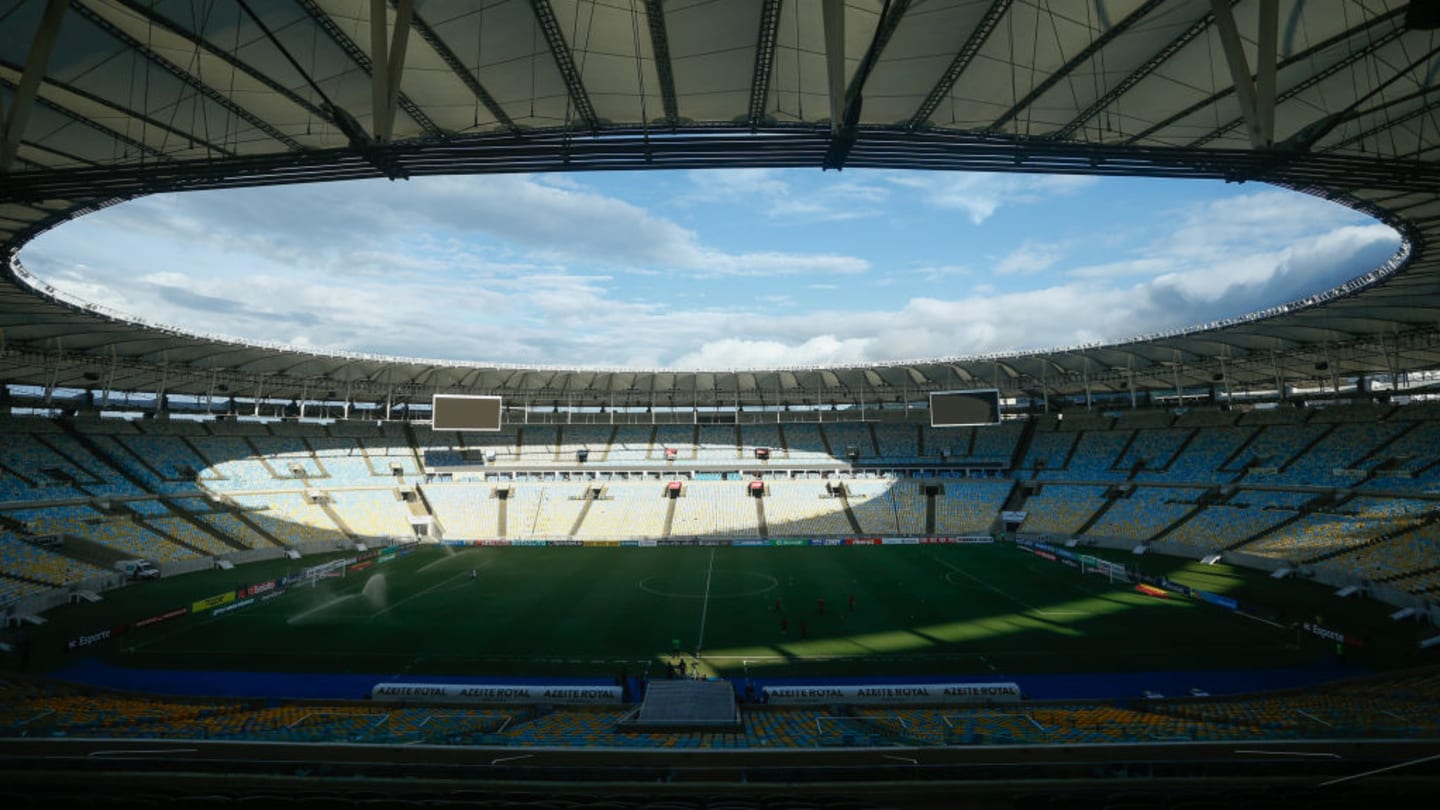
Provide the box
[1172,352,1183,405]
[0,0,67,172]
[1219,356,1232,408]
[822,0,846,134]
[1211,0,1278,149]
[369,0,413,143]
[1272,349,1286,402]
[103,351,119,409]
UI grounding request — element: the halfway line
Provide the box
[694,547,717,659]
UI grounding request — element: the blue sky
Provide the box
[19,168,1401,370]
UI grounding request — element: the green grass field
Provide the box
[20,543,1430,680]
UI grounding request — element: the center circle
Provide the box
[638,570,779,599]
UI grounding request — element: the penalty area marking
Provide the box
[638,571,778,599]
[937,559,1083,617]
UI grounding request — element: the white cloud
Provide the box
[670,336,875,369]
[993,243,1064,275]
[18,173,1404,371]
[684,168,889,222]
[64,175,867,280]
[887,172,1097,224]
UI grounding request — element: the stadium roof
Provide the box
[3,0,1440,408]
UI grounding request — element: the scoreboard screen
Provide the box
[431,395,502,431]
[929,390,1001,427]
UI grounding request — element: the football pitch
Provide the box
[27,543,1420,680]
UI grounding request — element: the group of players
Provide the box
[774,594,855,640]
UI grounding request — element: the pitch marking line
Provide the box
[419,549,483,573]
[637,571,778,599]
[695,547,717,658]
[934,556,1082,618]
[369,571,472,619]
[287,593,361,625]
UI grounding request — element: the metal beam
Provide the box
[530,0,600,132]
[9,126,1440,205]
[825,0,911,169]
[110,0,330,122]
[70,2,304,152]
[823,0,846,133]
[1321,86,1440,154]
[1126,5,1405,145]
[0,0,67,173]
[1193,6,1406,148]
[1280,42,1440,156]
[907,0,1009,130]
[370,0,413,143]
[1051,6,1217,142]
[987,0,1166,135]
[10,138,103,169]
[748,0,784,127]
[0,72,182,163]
[643,0,680,127]
[1210,0,1277,149]
[295,0,442,139]
[1254,0,1278,147]
[408,7,517,134]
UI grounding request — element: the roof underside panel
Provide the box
[665,0,760,124]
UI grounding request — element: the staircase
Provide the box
[1072,484,1130,537]
[230,509,289,549]
[568,488,599,537]
[1303,509,1440,566]
[400,422,428,473]
[52,420,148,493]
[1224,490,1347,553]
[132,515,212,557]
[1009,419,1039,471]
[1275,425,1337,474]
[834,485,863,534]
[48,534,133,569]
[754,489,768,539]
[923,485,940,535]
[1112,431,1140,477]
[662,489,678,539]
[316,499,357,540]
[158,497,249,551]
[495,488,509,538]
[1147,488,1225,544]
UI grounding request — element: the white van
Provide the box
[114,559,160,580]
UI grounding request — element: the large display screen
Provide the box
[929,390,1001,427]
[431,395,502,431]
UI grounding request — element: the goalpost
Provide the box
[1080,554,1130,584]
[299,557,350,587]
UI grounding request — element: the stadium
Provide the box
[4,0,1440,807]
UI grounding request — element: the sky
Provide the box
[18,168,1402,371]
